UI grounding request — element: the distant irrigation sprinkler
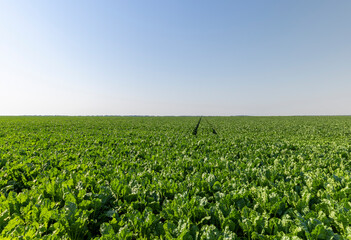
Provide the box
[192,117,218,136]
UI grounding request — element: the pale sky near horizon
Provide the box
[1,1,350,116]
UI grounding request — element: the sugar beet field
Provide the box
[1,116,351,239]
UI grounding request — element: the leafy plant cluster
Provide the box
[1,116,351,239]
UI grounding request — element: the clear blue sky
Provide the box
[1,1,350,116]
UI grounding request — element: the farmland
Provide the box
[1,116,351,239]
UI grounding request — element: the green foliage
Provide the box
[0,116,351,239]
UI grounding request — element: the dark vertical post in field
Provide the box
[192,117,202,136]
